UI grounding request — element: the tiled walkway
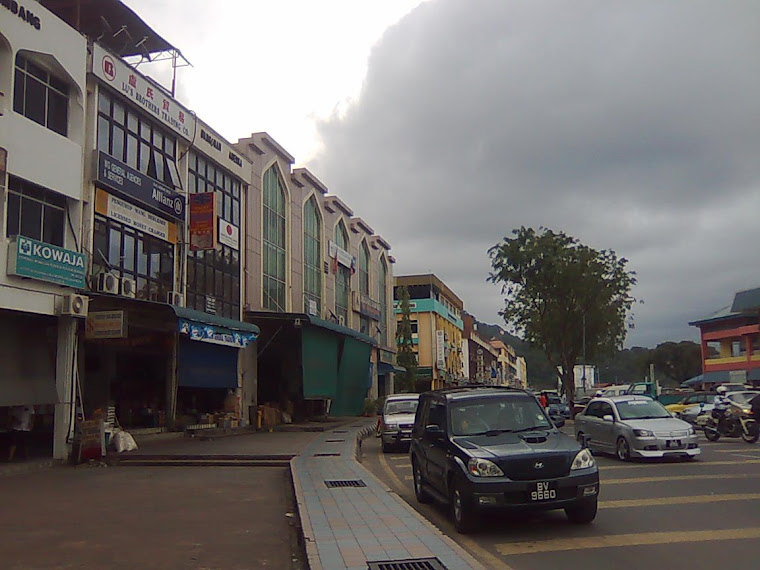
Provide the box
[291,420,485,570]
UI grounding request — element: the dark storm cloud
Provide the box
[310,0,760,347]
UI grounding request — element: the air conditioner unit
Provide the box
[94,272,119,294]
[338,315,346,326]
[168,291,184,306]
[120,277,136,298]
[60,293,89,318]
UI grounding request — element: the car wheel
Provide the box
[616,437,631,461]
[565,498,598,524]
[412,459,432,504]
[450,476,477,534]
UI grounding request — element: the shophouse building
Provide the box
[461,313,499,384]
[3,2,262,455]
[234,133,398,419]
[394,274,465,390]
[1,0,88,460]
[689,287,760,389]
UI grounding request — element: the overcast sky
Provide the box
[127,0,760,349]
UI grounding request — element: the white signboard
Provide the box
[100,190,173,243]
[92,44,196,141]
[328,240,355,269]
[194,118,250,181]
[436,330,446,370]
[218,219,240,250]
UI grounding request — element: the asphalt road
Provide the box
[361,427,760,570]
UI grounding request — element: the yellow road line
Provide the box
[389,455,411,461]
[604,473,760,484]
[713,447,760,453]
[496,528,760,556]
[599,459,760,470]
[599,493,760,509]
[378,451,513,570]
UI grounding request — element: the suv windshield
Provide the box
[449,396,552,436]
[728,392,759,405]
[385,399,419,415]
[616,399,671,420]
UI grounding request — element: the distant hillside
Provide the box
[473,318,701,388]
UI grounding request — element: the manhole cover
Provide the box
[332,430,348,433]
[367,558,447,570]
[324,479,366,488]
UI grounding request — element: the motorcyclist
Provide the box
[712,386,731,429]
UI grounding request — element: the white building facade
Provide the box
[1,1,88,460]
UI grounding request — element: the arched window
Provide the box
[263,165,286,311]
[303,196,322,315]
[378,257,388,345]
[334,221,350,326]
[359,241,371,334]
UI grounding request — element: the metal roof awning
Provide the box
[171,306,260,335]
[41,0,188,61]
[307,316,378,346]
[378,362,406,374]
[731,287,760,313]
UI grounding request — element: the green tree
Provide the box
[488,227,637,410]
[651,341,702,386]
[395,285,418,392]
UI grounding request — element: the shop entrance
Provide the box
[83,333,171,430]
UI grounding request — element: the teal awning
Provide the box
[307,316,377,345]
[378,362,406,374]
[170,306,260,335]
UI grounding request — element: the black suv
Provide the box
[409,386,599,533]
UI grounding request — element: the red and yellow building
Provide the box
[689,287,760,388]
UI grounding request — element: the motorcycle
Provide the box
[695,402,759,443]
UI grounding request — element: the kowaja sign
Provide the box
[7,236,86,288]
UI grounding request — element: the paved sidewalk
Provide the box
[292,419,485,570]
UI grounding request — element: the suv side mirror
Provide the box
[602,414,614,423]
[425,424,443,437]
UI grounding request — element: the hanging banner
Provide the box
[328,241,356,272]
[189,193,217,250]
[178,319,257,348]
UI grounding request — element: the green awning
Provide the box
[170,306,260,335]
[307,316,377,345]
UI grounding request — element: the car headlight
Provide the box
[687,426,695,435]
[384,422,398,431]
[632,429,654,437]
[571,448,595,470]
[468,458,504,477]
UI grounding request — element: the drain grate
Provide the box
[324,479,366,488]
[325,439,345,443]
[312,452,340,457]
[367,558,447,570]
[332,430,348,433]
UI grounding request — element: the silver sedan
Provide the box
[574,396,700,461]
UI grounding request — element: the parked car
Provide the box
[600,384,630,397]
[378,393,420,452]
[681,390,760,424]
[574,395,700,461]
[410,386,599,533]
[665,392,716,417]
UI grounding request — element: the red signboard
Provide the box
[189,193,217,250]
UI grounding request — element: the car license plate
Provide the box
[530,481,557,501]
[666,440,682,449]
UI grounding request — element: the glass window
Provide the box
[6,177,66,247]
[359,241,370,296]
[97,90,177,186]
[262,165,287,311]
[303,197,322,315]
[14,54,69,136]
[96,214,174,300]
[731,339,746,357]
[378,257,388,344]
[706,341,722,359]
[334,221,350,324]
